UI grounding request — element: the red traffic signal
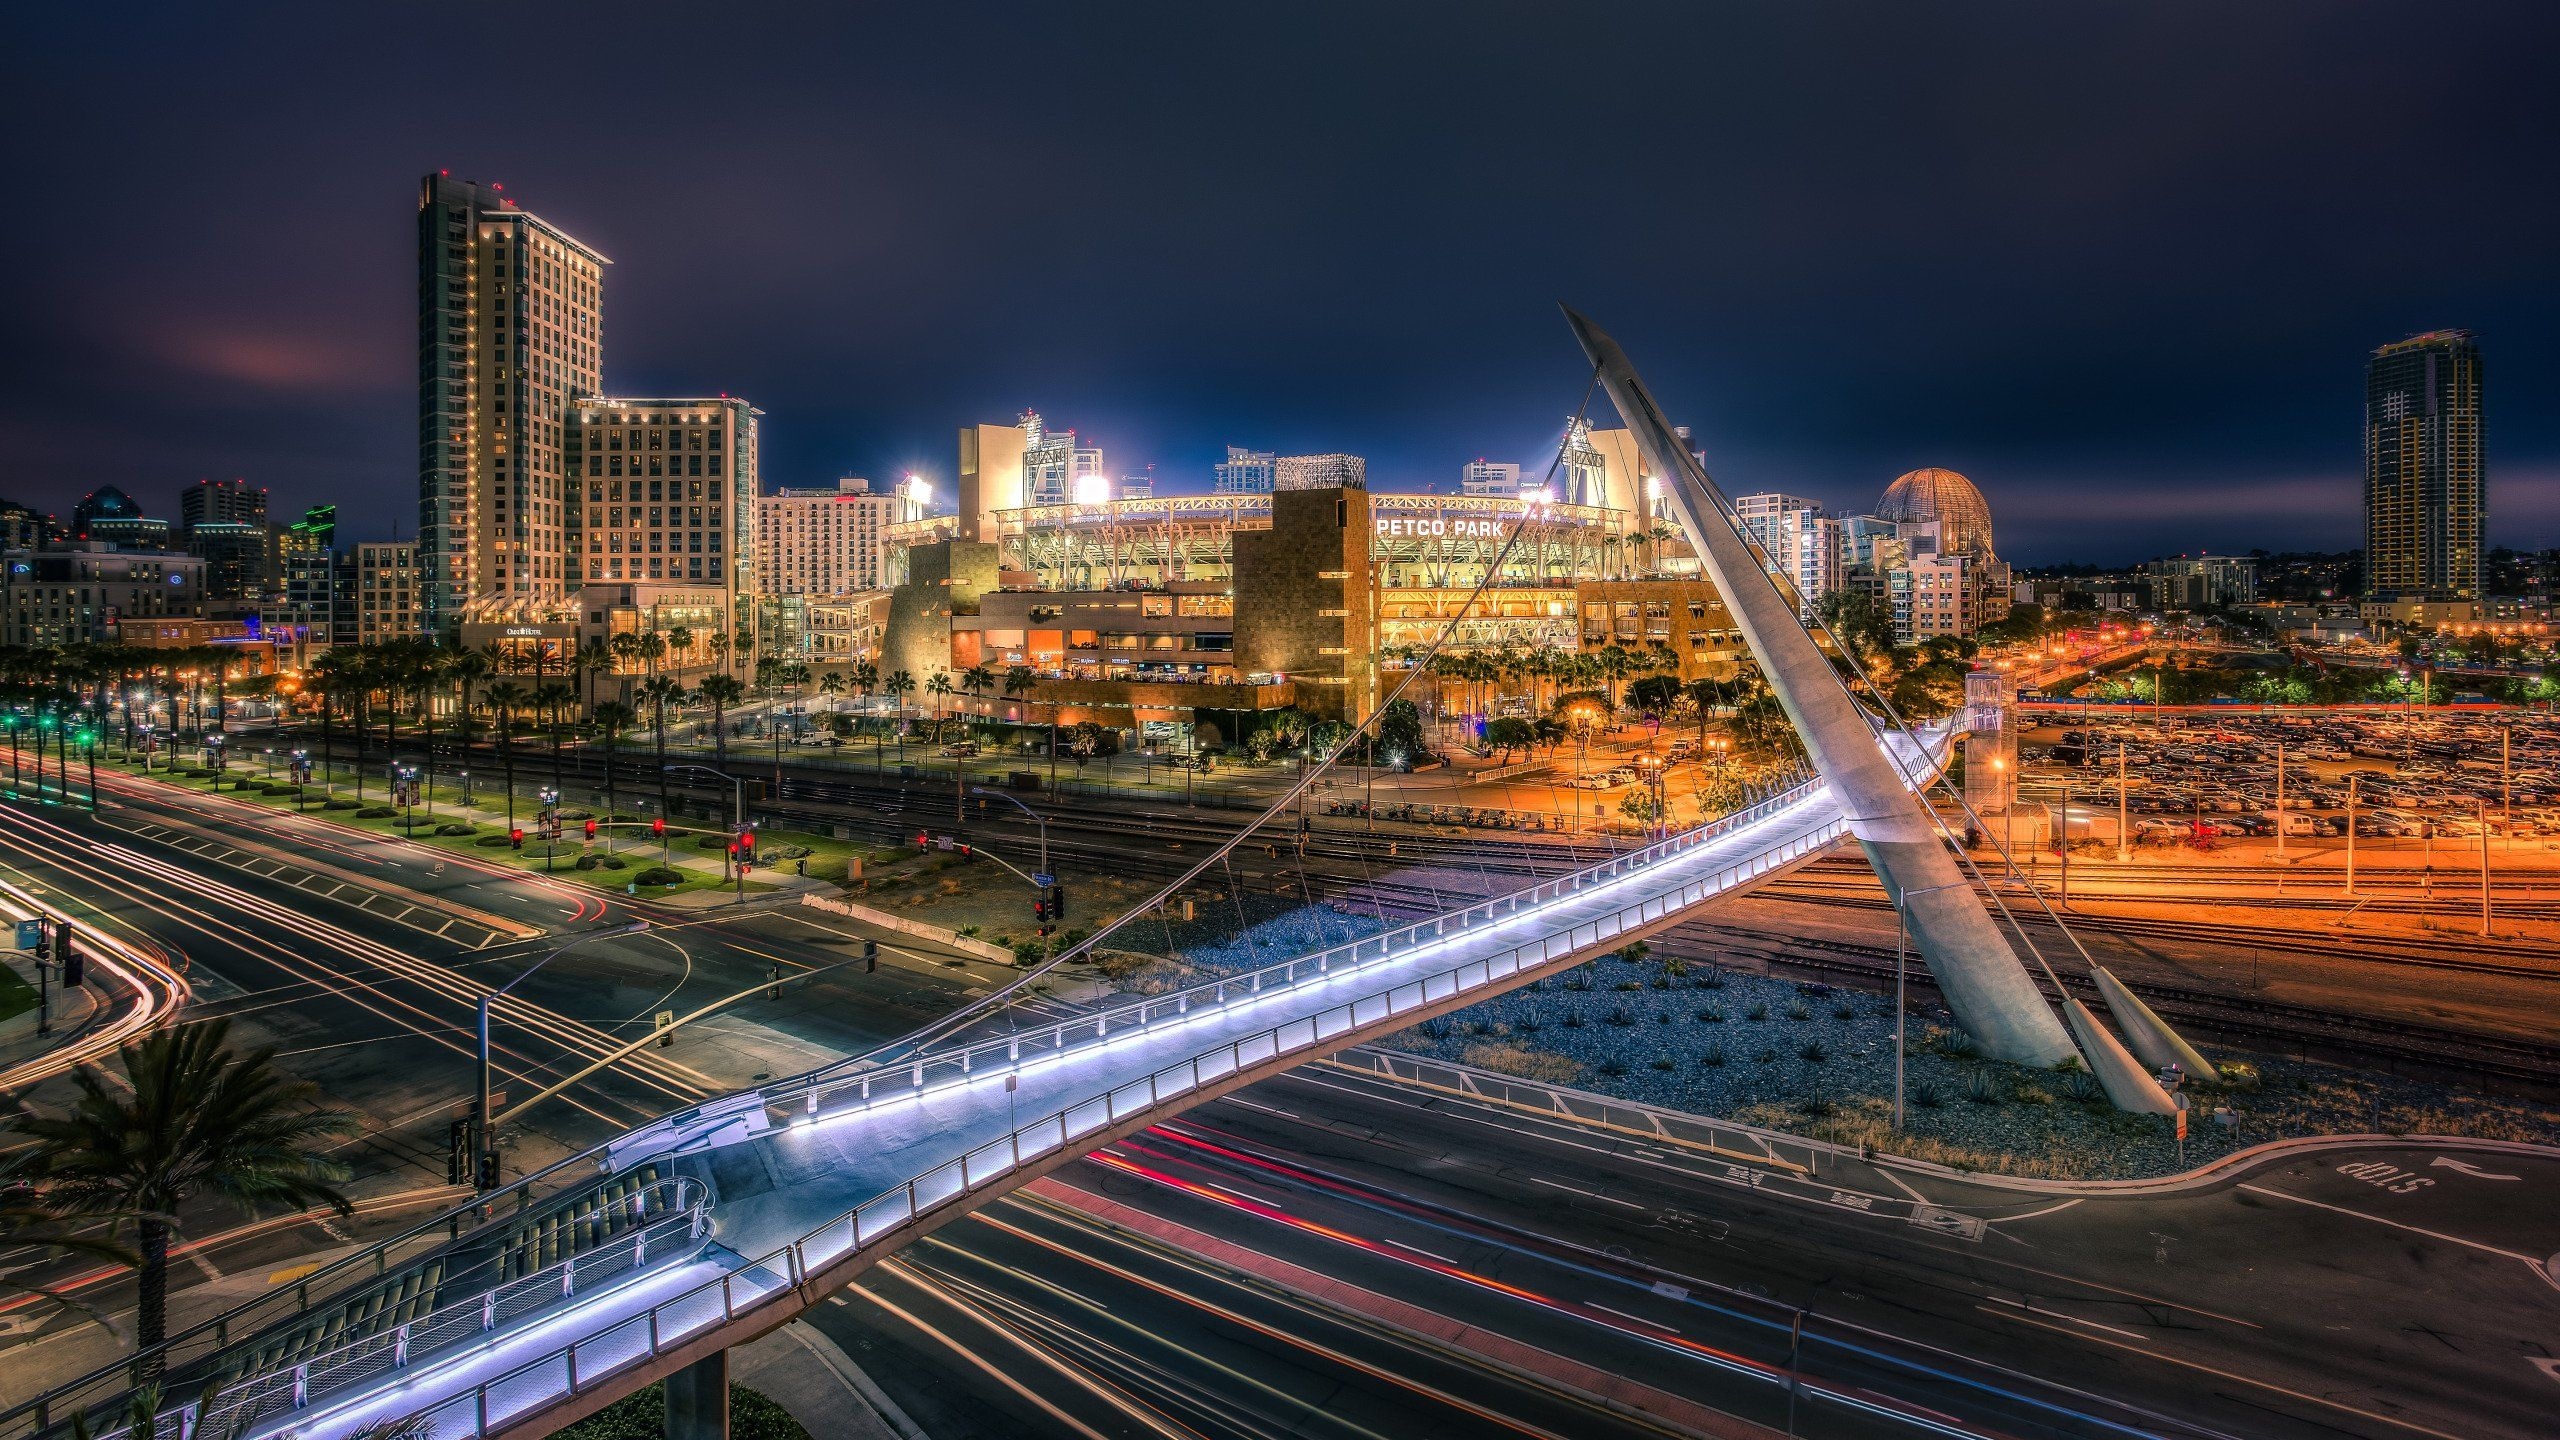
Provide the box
[509,828,524,850]
[584,819,597,839]
[650,816,666,836]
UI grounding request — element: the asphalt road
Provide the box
[821,1063,2560,1440]
[0,772,995,1408]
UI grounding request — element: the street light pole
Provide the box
[476,921,647,1192]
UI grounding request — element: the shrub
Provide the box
[226,778,259,791]
[1697,1004,1726,1023]
[1801,1094,1838,1118]
[1650,1055,1676,1071]
[596,855,627,870]
[1784,1000,1812,1022]
[1561,973,1593,992]
[475,835,514,848]
[1418,1018,1454,1040]
[1462,1020,1491,1036]
[1462,1041,1579,1084]
[1561,1012,1585,1028]
[1617,941,1651,965]
[1746,1002,1769,1022]
[258,784,295,797]
[574,855,600,871]
[321,798,360,811]
[1909,1081,1944,1109]
[436,822,476,836]
[1695,966,1727,990]
[1798,1041,1827,1063]
[635,866,686,886]
[1612,980,1645,992]
[2215,1061,2261,1092]
[1754,1047,1780,1064]
[355,805,398,819]
[1597,1060,1628,1078]
[2060,1070,2105,1105]
[1604,1006,1635,1027]
[1700,1045,1726,1068]
[1964,1068,2005,1105]
[1647,976,1672,990]
[2016,1084,2054,1107]
[1938,1030,1981,1060]
[1831,1002,1858,1021]
[1654,1011,1674,1025]
[551,1381,808,1440]
[695,835,730,851]
[1514,1018,1541,1034]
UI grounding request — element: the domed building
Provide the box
[1876,467,1995,560]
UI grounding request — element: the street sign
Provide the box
[13,919,42,951]
[1031,873,1055,888]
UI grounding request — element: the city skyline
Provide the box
[4,5,2557,566]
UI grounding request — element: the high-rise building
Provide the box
[2364,330,2483,601]
[355,542,420,646]
[1734,493,1841,620]
[416,174,609,635]
[1019,410,1101,506]
[0,543,204,646]
[566,396,757,608]
[0,498,62,553]
[1275,453,1365,491]
[2146,554,2259,611]
[1460,460,1522,497]
[70,486,171,551]
[1213,446,1277,495]
[179,477,267,533]
[757,477,905,598]
[278,505,354,646]
[185,522,274,603]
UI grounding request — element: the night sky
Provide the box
[6,3,2556,564]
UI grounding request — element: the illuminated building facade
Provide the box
[2365,329,2483,601]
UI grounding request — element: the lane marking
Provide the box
[2237,1183,2546,1267]
[1978,1294,2146,1340]
[1875,1167,1930,1203]
[1524,1175,1644,1208]
[1993,1199,2085,1224]
[1585,1301,1678,1332]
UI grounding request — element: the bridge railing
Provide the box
[402,810,1854,1439]
[755,779,1832,1132]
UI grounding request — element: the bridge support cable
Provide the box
[811,366,1613,1077]
[1566,307,2079,1068]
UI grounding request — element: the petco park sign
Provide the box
[1376,516,1507,540]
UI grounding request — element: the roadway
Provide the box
[824,1061,2560,1440]
[0,771,1000,1411]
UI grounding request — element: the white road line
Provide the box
[1993,1199,2085,1224]
[1525,1175,1644,1208]
[2236,1184,2546,1267]
[1586,1301,1678,1332]
[1875,1167,1930,1203]
[1392,1240,1458,1264]
[1221,1098,1299,1120]
[1979,1295,2147,1341]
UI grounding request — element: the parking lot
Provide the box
[2015,710,2560,852]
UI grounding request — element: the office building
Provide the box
[565,397,756,595]
[2146,554,2259,611]
[2365,329,2483,601]
[416,173,609,634]
[1020,410,1102,506]
[0,543,204,646]
[70,486,172,551]
[0,499,61,553]
[355,542,420,646]
[1213,446,1278,495]
[179,477,267,533]
[757,477,906,598]
[1461,460,1522,497]
[185,521,275,603]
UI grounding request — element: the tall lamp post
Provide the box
[972,785,1055,962]
[1894,879,1974,1129]
[474,921,648,1191]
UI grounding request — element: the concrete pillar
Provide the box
[665,1348,730,1440]
[1569,308,2077,1066]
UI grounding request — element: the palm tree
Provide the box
[592,700,637,831]
[0,1179,136,1317]
[925,670,954,738]
[8,1019,353,1406]
[532,680,575,796]
[816,671,846,717]
[960,664,995,722]
[852,659,880,712]
[885,669,915,719]
[698,673,744,769]
[485,680,527,828]
[575,638,614,716]
[448,647,493,765]
[641,677,685,822]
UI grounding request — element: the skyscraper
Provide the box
[179,477,267,532]
[2364,330,2483,601]
[417,174,608,634]
[1213,446,1277,495]
[1734,493,1840,620]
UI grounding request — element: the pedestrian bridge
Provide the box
[29,729,1951,1440]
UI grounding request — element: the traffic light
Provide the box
[651,816,666,837]
[1032,891,1051,922]
[584,818,597,840]
[740,825,757,860]
[59,942,82,989]
[863,939,879,972]
[509,828,524,850]
[475,1151,502,1191]
[447,1120,472,1186]
[1049,883,1067,922]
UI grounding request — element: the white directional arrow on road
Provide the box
[2430,1156,2522,1180]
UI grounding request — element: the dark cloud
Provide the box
[4,1,2554,562]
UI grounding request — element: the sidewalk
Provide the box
[0,952,102,1078]
[732,1321,927,1440]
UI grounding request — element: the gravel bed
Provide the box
[1379,948,2560,1180]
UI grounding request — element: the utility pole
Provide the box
[2115,738,2130,864]
[2274,740,2285,864]
[2344,772,2358,897]
[2479,796,2493,938]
